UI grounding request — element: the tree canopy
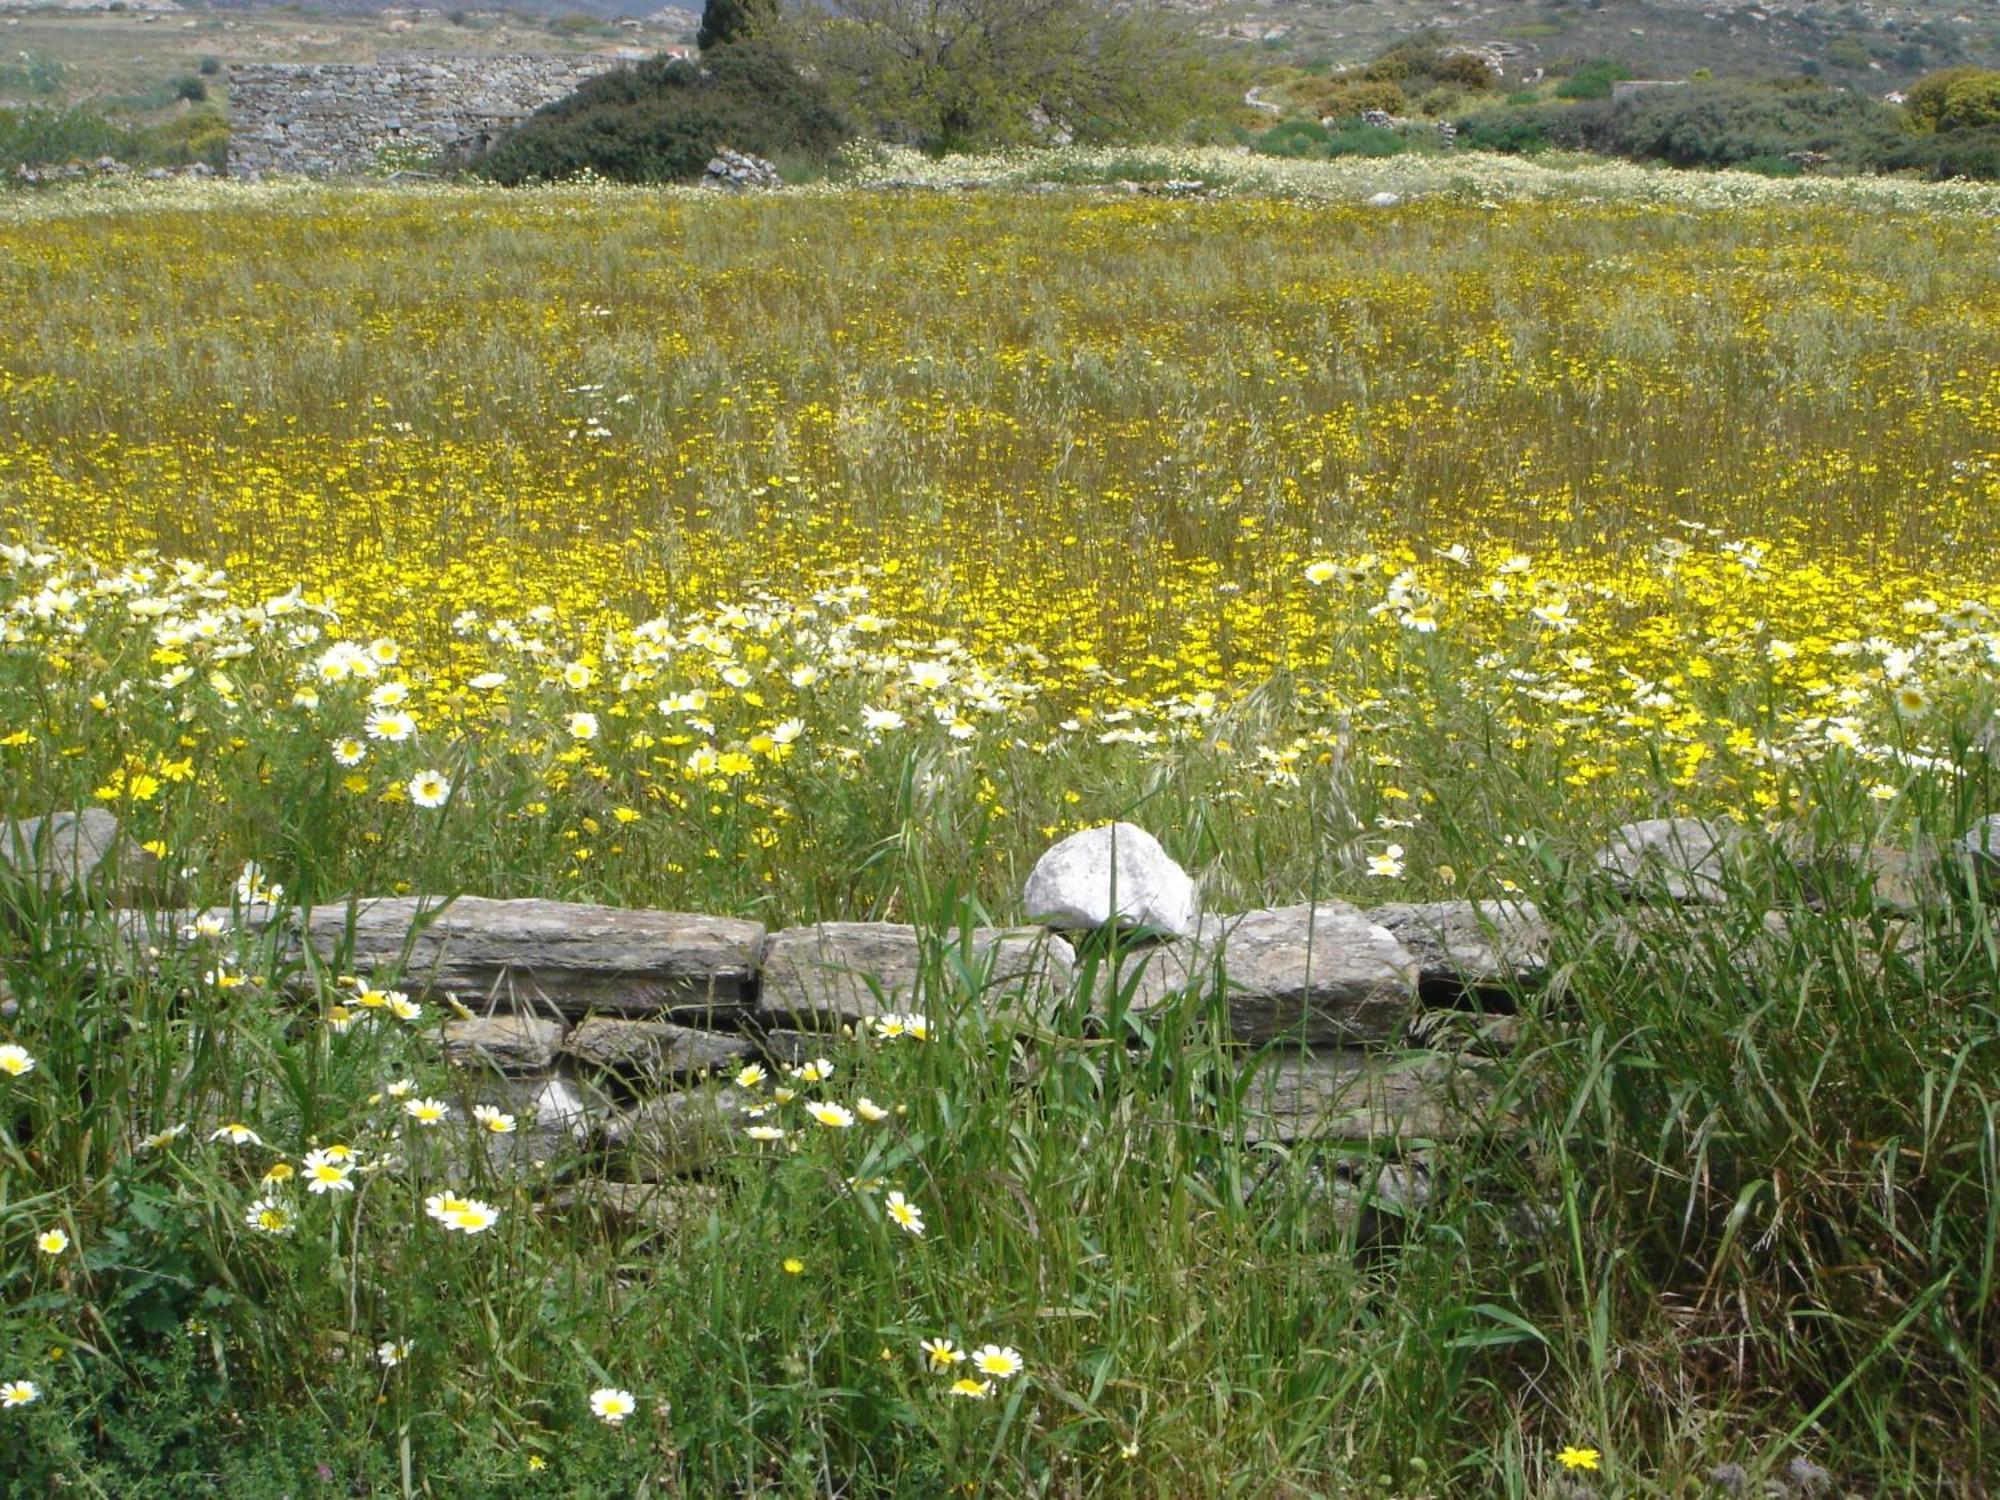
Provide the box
[786,0,1227,150]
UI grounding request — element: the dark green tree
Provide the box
[698,0,777,53]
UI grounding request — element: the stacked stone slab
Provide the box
[227,53,633,177]
[39,807,1982,1237]
[1020,825,1522,1151]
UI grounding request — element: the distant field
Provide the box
[1,166,1995,914]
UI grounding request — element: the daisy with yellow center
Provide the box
[884,1191,924,1237]
[970,1345,1023,1379]
[408,770,451,808]
[1,1380,39,1408]
[921,1338,965,1369]
[472,1105,516,1134]
[947,1378,992,1400]
[244,1197,295,1235]
[301,1149,353,1194]
[443,1200,500,1235]
[403,1098,449,1126]
[589,1387,636,1424]
[806,1101,855,1129]
[35,1229,69,1256]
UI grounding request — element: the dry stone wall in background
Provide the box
[227,53,632,177]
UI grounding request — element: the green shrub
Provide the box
[1734,152,1804,176]
[1323,122,1406,157]
[0,51,67,96]
[1455,109,1554,153]
[475,42,848,186]
[1253,117,1331,158]
[0,107,141,171]
[1431,52,1496,91]
[1601,79,1903,170]
[1872,121,2000,178]
[172,76,207,104]
[1253,117,1405,160]
[1554,58,1630,100]
[1903,66,1996,131]
[1937,73,2000,132]
[1287,76,1407,120]
[143,105,230,171]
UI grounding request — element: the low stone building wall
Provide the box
[226,53,634,178]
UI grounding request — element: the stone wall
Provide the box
[226,53,635,178]
[9,808,1971,1241]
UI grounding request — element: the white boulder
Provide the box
[1022,823,1196,939]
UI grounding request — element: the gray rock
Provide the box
[1366,189,1401,206]
[756,923,1074,1030]
[1594,817,1741,902]
[1023,822,1195,938]
[298,897,763,1021]
[1408,1009,1521,1056]
[564,1018,753,1083]
[1365,900,1549,988]
[442,1014,566,1073]
[466,1072,598,1175]
[756,1028,823,1065]
[1963,815,2000,865]
[1,810,160,902]
[1238,1050,1499,1144]
[610,1084,750,1179]
[1258,1154,1433,1248]
[547,1180,721,1238]
[1106,903,1418,1046]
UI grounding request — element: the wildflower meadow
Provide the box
[0,159,1996,1494]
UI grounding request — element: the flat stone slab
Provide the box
[2,809,160,902]
[298,897,764,1020]
[442,1014,566,1073]
[1594,818,1741,903]
[1093,903,1418,1046]
[1238,1050,1499,1144]
[1365,900,1549,989]
[564,1018,753,1083]
[756,923,1074,1030]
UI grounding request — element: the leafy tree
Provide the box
[1938,73,2000,132]
[788,0,1225,150]
[1905,66,1999,131]
[698,0,777,53]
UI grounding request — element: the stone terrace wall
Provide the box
[227,53,633,178]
